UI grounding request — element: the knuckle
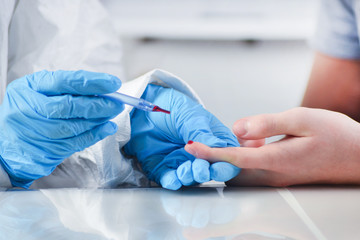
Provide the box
[198,147,213,160]
[253,115,277,136]
[286,107,309,121]
[288,107,307,115]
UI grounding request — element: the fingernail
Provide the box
[233,120,248,136]
[187,140,194,144]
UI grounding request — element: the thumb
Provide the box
[233,108,314,140]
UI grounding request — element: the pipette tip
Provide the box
[152,106,170,114]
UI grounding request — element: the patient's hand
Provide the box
[124,84,240,190]
[185,107,360,186]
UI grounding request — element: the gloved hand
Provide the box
[0,70,124,188]
[124,84,240,190]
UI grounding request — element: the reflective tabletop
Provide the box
[1,186,359,240]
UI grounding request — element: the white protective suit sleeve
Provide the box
[0,0,16,102]
[7,0,125,81]
[32,69,203,189]
[0,0,16,188]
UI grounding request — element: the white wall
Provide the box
[121,39,313,129]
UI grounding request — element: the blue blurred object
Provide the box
[0,70,124,188]
[124,84,240,190]
[160,188,238,229]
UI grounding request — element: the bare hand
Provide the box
[185,107,360,187]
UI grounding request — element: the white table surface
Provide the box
[0,186,359,240]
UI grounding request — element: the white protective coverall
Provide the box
[0,0,202,189]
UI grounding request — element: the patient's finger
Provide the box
[232,108,314,140]
[185,142,279,170]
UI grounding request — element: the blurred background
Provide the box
[103,0,319,128]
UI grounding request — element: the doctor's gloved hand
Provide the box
[0,70,124,188]
[124,84,240,190]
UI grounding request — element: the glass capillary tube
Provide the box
[103,92,170,114]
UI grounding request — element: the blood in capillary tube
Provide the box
[152,106,170,114]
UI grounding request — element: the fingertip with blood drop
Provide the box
[185,142,197,157]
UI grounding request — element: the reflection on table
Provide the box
[0,186,359,240]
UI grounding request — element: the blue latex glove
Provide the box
[0,70,124,188]
[124,84,240,190]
